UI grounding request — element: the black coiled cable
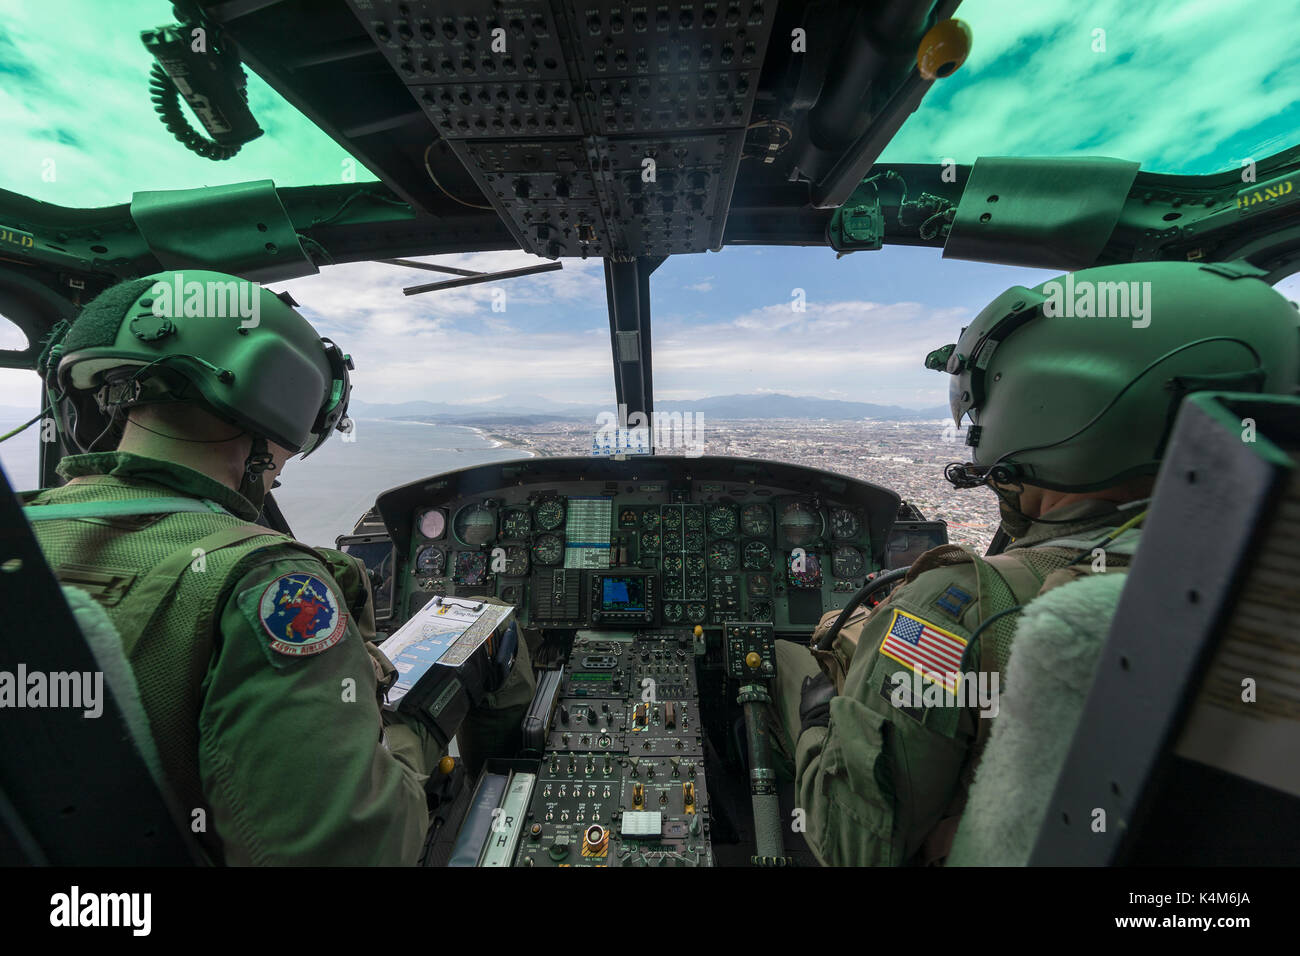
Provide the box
[148,62,243,161]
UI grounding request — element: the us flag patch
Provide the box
[878,609,968,693]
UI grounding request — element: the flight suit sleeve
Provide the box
[198,552,431,865]
[779,565,984,866]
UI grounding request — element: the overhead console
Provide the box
[376,456,900,636]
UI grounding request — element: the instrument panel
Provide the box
[377,456,901,636]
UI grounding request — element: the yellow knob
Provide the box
[916,18,972,80]
[438,756,455,775]
[745,651,761,670]
[693,625,703,637]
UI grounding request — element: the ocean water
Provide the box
[0,415,527,549]
[274,419,529,547]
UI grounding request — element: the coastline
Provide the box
[465,424,537,457]
[357,416,537,458]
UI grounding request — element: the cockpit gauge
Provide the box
[685,554,706,578]
[641,510,660,530]
[741,503,771,537]
[504,545,530,576]
[501,508,532,539]
[453,551,488,586]
[743,540,772,570]
[830,507,860,540]
[662,508,682,531]
[779,501,823,547]
[535,499,566,531]
[684,508,704,532]
[832,546,865,579]
[787,550,823,589]
[641,531,660,552]
[708,540,739,571]
[619,507,639,528]
[684,531,704,552]
[663,603,683,624]
[532,533,564,566]
[662,531,682,552]
[663,554,684,574]
[747,573,771,598]
[415,546,446,576]
[749,600,773,622]
[453,503,496,546]
[685,603,707,624]
[417,509,446,539]
[707,505,738,537]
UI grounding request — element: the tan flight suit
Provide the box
[25,452,534,865]
[771,499,1143,866]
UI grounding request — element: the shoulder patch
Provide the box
[877,608,969,694]
[256,572,348,657]
[933,584,973,620]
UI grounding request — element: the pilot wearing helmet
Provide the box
[23,270,533,865]
[769,260,1300,866]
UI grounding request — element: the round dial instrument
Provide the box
[707,505,738,536]
[779,501,823,547]
[830,507,860,540]
[708,540,739,571]
[532,533,563,566]
[453,504,496,546]
[832,546,864,579]
[663,554,683,574]
[684,508,704,531]
[415,546,445,575]
[662,509,682,531]
[641,510,660,530]
[663,603,683,623]
[504,545,530,576]
[662,531,682,552]
[685,603,706,624]
[418,509,446,539]
[743,540,771,570]
[684,531,704,552]
[535,500,566,531]
[741,503,771,536]
[747,573,771,597]
[641,531,660,552]
[501,507,531,539]
[749,599,773,621]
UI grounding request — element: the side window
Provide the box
[0,316,43,490]
[1273,271,1300,305]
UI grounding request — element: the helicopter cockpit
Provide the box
[1,0,1298,873]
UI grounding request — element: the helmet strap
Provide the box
[989,481,1034,538]
[240,435,275,512]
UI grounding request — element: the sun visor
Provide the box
[131,180,317,283]
[943,156,1140,270]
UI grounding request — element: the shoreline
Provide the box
[356,416,536,458]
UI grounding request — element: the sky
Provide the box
[1,0,1299,413]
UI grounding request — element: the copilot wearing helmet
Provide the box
[24,270,533,865]
[766,260,1299,866]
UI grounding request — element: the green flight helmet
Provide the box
[46,269,353,457]
[926,260,1300,492]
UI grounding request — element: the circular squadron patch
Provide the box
[257,573,347,656]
